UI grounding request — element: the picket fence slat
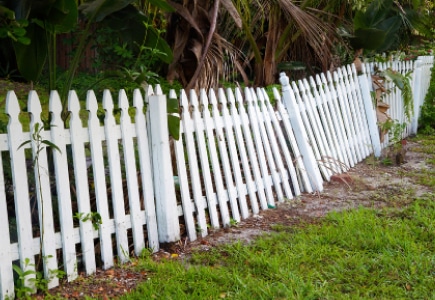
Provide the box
[0,148,13,298]
[1,56,433,299]
[69,90,97,274]
[218,88,244,219]
[6,91,37,292]
[201,90,233,223]
[28,91,59,289]
[191,90,221,228]
[50,91,79,280]
[208,90,241,219]
[261,88,298,199]
[233,89,265,211]
[119,90,145,255]
[133,89,159,251]
[348,65,372,158]
[299,80,333,180]
[86,90,114,269]
[313,75,344,172]
[257,88,293,201]
[227,89,257,217]
[273,87,312,193]
[103,90,129,264]
[180,90,209,236]
[245,88,275,207]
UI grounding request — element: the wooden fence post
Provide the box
[358,65,382,157]
[148,94,180,243]
[279,72,323,192]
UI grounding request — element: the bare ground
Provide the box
[39,138,433,299]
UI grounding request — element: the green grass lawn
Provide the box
[120,194,435,300]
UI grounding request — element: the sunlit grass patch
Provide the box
[123,194,435,300]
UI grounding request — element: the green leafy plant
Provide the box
[419,65,435,132]
[74,211,102,231]
[12,258,37,299]
[382,68,414,121]
[12,255,65,298]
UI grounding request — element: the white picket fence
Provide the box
[0,56,433,299]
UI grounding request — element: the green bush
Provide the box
[419,64,435,133]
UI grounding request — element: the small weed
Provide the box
[74,211,102,231]
[229,218,239,227]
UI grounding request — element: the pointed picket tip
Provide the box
[27,90,42,119]
[86,90,98,113]
[235,87,244,104]
[118,89,129,111]
[49,91,62,114]
[180,89,189,108]
[102,89,114,112]
[169,89,177,100]
[226,88,236,105]
[309,76,317,87]
[200,89,209,106]
[155,84,163,95]
[6,90,20,119]
[260,88,271,102]
[300,79,310,91]
[244,87,253,103]
[146,85,154,96]
[255,87,265,102]
[208,88,218,106]
[189,89,199,107]
[133,89,144,110]
[272,87,281,102]
[291,81,300,93]
[68,90,81,114]
[326,71,333,83]
[218,88,227,105]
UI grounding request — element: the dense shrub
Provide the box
[419,64,435,133]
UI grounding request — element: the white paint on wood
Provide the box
[86,90,114,268]
[149,94,180,242]
[49,91,78,281]
[180,90,208,237]
[273,87,311,194]
[200,90,232,224]
[190,90,220,228]
[209,90,241,219]
[28,91,59,289]
[227,89,258,216]
[261,88,298,198]
[217,88,243,220]
[119,90,145,255]
[0,144,14,298]
[234,88,265,212]
[245,88,274,208]
[256,87,292,200]
[102,90,129,263]
[6,91,37,291]
[133,89,159,251]
[68,90,97,274]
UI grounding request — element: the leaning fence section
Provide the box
[171,87,307,242]
[277,64,376,183]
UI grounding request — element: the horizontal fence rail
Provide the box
[0,56,433,299]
